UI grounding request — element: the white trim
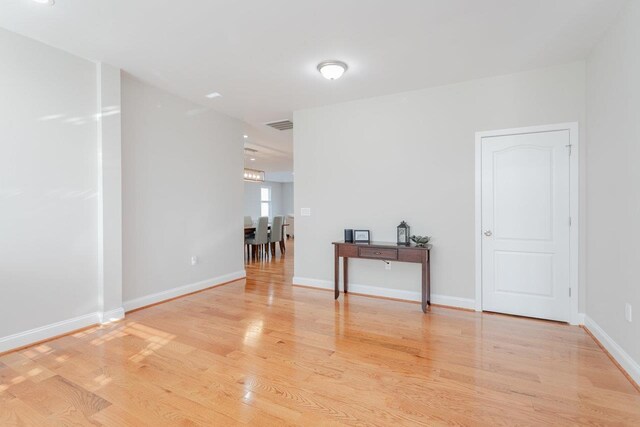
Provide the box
[99,307,125,324]
[431,295,476,310]
[292,277,475,310]
[474,122,581,324]
[123,270,246,312]
[584,315,640,386]
[0,312,100,354]
[568,123,580,325]
[474,133,483,312]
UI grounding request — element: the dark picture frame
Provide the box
[353,230,370,244]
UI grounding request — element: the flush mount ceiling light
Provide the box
[317,61,348,80]
[205,92,222,99]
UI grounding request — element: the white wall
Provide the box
[0,30,245,350]
[244,181,285,220]
[0,29,101,348]
[294,62,586,307]
[586,0,640,379]
[282,182,294,215]
[122,75,245,309]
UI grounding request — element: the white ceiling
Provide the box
[0,0,625,171]
[243,132,292,173]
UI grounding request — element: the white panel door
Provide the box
[481,130,570,321]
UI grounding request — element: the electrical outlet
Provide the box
[625,303,632,323]
[191,256,198,266]
[384,261,391,270]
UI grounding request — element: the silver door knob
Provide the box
[484,230,492,236]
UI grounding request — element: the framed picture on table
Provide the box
[353,230,370,244]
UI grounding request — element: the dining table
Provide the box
[243,223,289,234]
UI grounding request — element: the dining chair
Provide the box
[246,216,269,260]
[244,216,256,260]
[269,216,285,256]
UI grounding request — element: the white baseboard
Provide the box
[99,307,125,323]
[292,277,334,291]
[584,315,640,386]
[431,294,476,310]
[123,270,246,312]
[0,270,246,354]
[0,312,100,354]
[292,277,475,310]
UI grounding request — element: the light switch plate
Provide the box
[301,208,311,216]
[625,303,632,323]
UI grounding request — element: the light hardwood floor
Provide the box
[1,241,639,425]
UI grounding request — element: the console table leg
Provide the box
[334,245,340,300]
[421,255,428,313]
[427,257,431,306]
[344,257,349,294]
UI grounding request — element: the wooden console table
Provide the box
[332,241,432,313]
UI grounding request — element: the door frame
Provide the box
[474,122,580,324]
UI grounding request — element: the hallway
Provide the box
[245,238,294,287]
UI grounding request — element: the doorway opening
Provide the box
[242,131,294,280]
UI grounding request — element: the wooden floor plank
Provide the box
[0,240,639,425]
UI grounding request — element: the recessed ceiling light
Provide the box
[317,61,348,80]
[32,0,55,4]
[243,134,249,139]
[250,158,256,161]
[205,92,222,99]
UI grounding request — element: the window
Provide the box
[260,187,271,217]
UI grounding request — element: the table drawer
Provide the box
[338,244,358,257]
[358,247,398,260]
[397,248,425,263]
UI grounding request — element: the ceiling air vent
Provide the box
[266,120,293,131]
